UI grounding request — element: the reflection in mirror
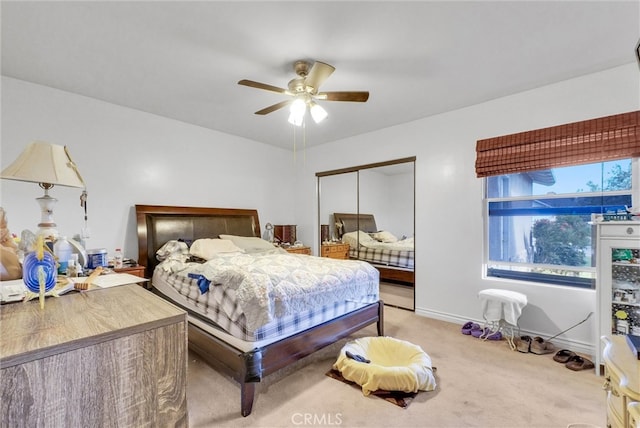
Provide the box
[318,172,357,243]
[316,157,415,310]
[359,164,414,242]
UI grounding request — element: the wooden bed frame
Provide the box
[333,212,415,285]
[135,205,384,417]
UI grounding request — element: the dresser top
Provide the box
[603,335,640,400]
[0,284,186,367]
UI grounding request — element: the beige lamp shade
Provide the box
[1,141,84,188]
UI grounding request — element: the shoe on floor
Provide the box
[553,349,576,363]
[471,327,502,340]
[530,336,555,355]
[484,330,502,340]
[565,355,594,371]
[514,335,532,353]
[461,321,480,335]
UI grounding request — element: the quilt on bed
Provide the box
[341,231,414,269]
[156,250,379,334]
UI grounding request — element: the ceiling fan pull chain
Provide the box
[303,120,307,165]
[292,121,297,164]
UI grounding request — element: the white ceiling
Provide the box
[2,1,639,150]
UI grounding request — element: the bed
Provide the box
[333,212,415,285]
[135,205,384,417]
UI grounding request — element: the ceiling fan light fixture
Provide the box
[288,97,306,126]
[290,97,306,115]
[288,111,304,127]
[310,102,328,124]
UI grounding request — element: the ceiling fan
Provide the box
[238,60,369,126]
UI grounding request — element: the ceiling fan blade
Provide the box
[255,100,292,115]
[317,91,370,102]
[238,79,288,94]
[304,61,335,92]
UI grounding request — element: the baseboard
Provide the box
[414,307,595,358]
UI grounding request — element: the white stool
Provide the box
[478,289,527,350]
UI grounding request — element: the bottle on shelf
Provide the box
[67,259,78,277]
[113,248,124,269]
[53,236,73,275]
[70,253,83,276]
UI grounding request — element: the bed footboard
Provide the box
[189,300,384,416]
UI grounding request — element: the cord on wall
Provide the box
[546,312,594,342]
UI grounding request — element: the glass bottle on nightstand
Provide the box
[113,248,124,269]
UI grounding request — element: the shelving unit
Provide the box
[597,221,640,374]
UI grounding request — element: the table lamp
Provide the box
[1,141,85,240]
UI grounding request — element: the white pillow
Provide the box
[341,231,376,248]
[190,238,244,260]
[370,230,398,243]
[156,240,189,261]
[219,234,276,251]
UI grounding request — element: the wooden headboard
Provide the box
[135,205,261,278]
[333,213,378,237]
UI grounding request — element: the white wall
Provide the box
[295,63,640,355]
[359,168,414,238]
[1,77,296,260]
[384,171,414,238]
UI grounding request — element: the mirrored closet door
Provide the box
[316,157,415,310]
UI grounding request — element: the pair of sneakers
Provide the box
[461,321,502,340]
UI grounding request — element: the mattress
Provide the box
[151,252,379,350]
[349,247,414,269]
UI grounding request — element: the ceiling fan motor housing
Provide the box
[288,77,308,94]
[294,60,311,77]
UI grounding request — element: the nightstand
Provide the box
[321,243,350,259]
[114,265,146,278]
[284,246,311,255]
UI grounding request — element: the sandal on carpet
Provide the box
[514,335,532,353]
[553,349,576,363]
[461,321,480,335]
[471,328,502,340]
[565,355,594,371]
[530,336,555,355]
[484,330,502,340]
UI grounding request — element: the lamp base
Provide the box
[36,192,58,240]
[37,224,58,241]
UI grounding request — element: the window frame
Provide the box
[483,161,635,289]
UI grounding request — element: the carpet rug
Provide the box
[325,369,417,408]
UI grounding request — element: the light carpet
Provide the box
[186,305,605,428]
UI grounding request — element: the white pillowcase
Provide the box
[219,234,276,252]
[189,238,244,260]
[341,230,377,248]
[370,230,398,243]
[156,240,190,262]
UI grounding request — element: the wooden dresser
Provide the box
[321,243,350,259]
[0,284,188,427]
[602,335,640,428]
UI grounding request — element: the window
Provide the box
[485,159,633,288]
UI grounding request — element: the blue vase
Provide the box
[22,251,57,293]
